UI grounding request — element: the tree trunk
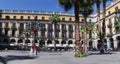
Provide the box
[74,0,81,57]
[89,21,92,39]
[96,2,104,53]
[89,30,92,39]
[83,16,87,54]
[100,1,107,54]
[53,24,56,51]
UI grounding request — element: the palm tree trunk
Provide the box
[53,24,56,51]
[74,0,81,57]
[96,2,104,53]
[100,1,107,53]
[83,16,87,54]
[102,1,106,37]
[89,30,92,38]
[89,21,92,39]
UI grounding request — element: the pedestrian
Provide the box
[31,44,37,55]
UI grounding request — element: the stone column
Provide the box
[8,22,12,36]
[59,24,62,38]
[66,24,69,38]
[114,37,118,49]
[45,24,48,38]
[73,24,75,38]
[16,22,19,37]
[107,39,110,49]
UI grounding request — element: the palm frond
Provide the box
[79,0,94,17]
[49,13,60,24]
[58,0,73,11]
[80,26,85,32]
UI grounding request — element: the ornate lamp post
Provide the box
[29,16,41,55]
[30,16,40,45]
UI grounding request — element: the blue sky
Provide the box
[0,0,112,13]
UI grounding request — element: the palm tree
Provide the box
[87,22,95,39]
[49,13,60,51]
[58,0,82,57]
[101,0,112,53]
[114,18,120,33]
[102,0,107,38]
[79,0,94,54]
[87,22,95,50]
[93,0,104,53]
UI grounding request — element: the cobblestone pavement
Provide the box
[0,50,120,64]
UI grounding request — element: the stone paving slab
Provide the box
[0,50,120,64]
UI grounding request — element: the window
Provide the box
[69,25,73,30]
[41,31,45,37]
[108,11,111,15]
[55,24,59,30]
[69,18,72,21]
[12,30,15,36]
[6,16,10,19]
[62,18,65,21]
[62,32,66,38]
[115,6,118,12]
[0,14,1,19]
[35,16,37,20]
[62,24,66,30]
[13,16,16,19]
[35,32,38,37]
[20,23,24,29]
[20,16,23,19]
[55,32,59,38]
[5,30,8,35]
[28,16,30,20]
[48,32,52,37]
[48,24,52,30]
[5,23,9,27]
[41,24,45,29]
[42,17,45,20]
[13,23,16,27]
[69,32,73,38]
[81,19,84,21]
[89,19,91,22]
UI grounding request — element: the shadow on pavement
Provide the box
[5,55,37,61]
[83,52,116,57]
[0,56,7,64]
[0,55,38,64]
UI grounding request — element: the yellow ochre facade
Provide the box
[0,0,120,50]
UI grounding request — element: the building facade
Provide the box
[0,0,120,50]
[92,0,120,50]
[0,10,86,49]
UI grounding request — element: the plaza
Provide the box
[0,0,120,64]
[0,50,120,64]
